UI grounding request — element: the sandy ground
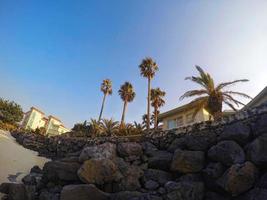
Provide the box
[0,130,49,197]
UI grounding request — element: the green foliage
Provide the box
[34,127,46,135]
[0,121,18,131]
[70,120,91,137]
[0,98,23,125]
[100,118,119,136]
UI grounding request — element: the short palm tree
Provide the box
[118,82,136,124]
[100,118,119,136]
[151,88,166,129]
[139,57,159,130]
[98,79,112,122]
[88,119,102,137]
[180,66,252,120]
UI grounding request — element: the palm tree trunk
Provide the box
[98,93,106,122]
[121,101,128,125]
[147,77,151,130]
[154,107,158,129]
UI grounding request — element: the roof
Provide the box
[158,99,204,121]
[242,86,267,110]
[31,107,45,115]
[48,115,62,123]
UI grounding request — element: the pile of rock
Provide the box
[2,105,267,199]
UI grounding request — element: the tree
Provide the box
[118,82,136,125]
[139,57,158,130]
[180,66,252,120]
[98,79,112,122]
[151,88,166,129]
[100,118,119,136]
[0,98,23,124]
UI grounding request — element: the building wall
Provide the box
[161,108,210,130]
[23,109,45,130]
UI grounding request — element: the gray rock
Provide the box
[39,191,59,200]
[167,138,187,152]
[235,188,267,200]
[78,158,122,185]
[60,184,110,200]
[203,162,226,179]
[205,191,230,200]
[217,161,258,196]
[251,113,267,137]
[111,191,145,200]
[165,181,205,200]
[43,161,80,182]
[246,134,267,166]
[0,183,27,200]
[145,180,159,190]
[208,140,245,166]
[79,142,117,162]
[148,151,173,171]
[143,169,172,186]
[171,149,205,173]
[117,142,143,157]
[218,121,250,145]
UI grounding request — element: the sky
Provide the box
[0,0,267,128]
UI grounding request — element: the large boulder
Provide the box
[208,141,245,166]
[117,142,143,157]
[60,184,110,200]
[246,134,267,166]
[79,142,117,162]
[251,113,267,137]
[218,121,250,145]
[171,149,205,173]
[236,188,267,200]
[78,158,122,185]
[217,161,258,196]
[164,181,205,200]
[167,138,187,152]
[43,161,80,182]
[148,150,173,171]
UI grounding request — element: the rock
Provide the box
[142,142,158,156]
[218,121,250,145]
[0,183,27,200]
[217,161,258,196]
[251,113,267,137]
[167,138,187,152]
[79,142,117,162]
[165,181,205,200]
[60,184,110,200]
[111,191,145,200]
[170,149,205,173]
[22,174,37,185]
[257,172,267,188]
[117,142,143,157]
[143,169,172,186]
[205,191,230,200]
[148,151,173,171]
[208,141,245,166]
[39,191,59,200]
[246,134,267,166]
[185,131,217,151]
[145,180,159,190]
[30,165,43,174]
[78,158,121,185]
[43,161,81,182]
[178,174,203,182]
[203,162,226,179]
[235,188,267,200]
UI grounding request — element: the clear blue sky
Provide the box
[1,0,267,128]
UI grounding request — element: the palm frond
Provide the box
[223,91,252,99]
[223,100,238,111]
[223,94,246,106]
[216,79,249,91]
[179,89,208,100]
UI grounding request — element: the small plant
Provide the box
[100,118,119,136]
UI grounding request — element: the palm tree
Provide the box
[180,66,252,120]
[151,88,166,129]
[100,118,119,136]
[139,57,159,130]
[98,79,112,122]
[118,82,136,124]
[88,119,102,137]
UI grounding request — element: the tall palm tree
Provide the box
[180,66,252,120]
[151,88,166,128]
[98,79,112,122]
[139,57,159,130]
[118,82,136,124]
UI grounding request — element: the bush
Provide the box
[0,121,18,131]
[0,98,23,125]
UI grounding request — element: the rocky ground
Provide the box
[1,104,267,200]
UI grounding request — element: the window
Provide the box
[167,119,176,129]
[186,113,194,124]
[176,116,184,127]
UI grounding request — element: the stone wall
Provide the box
[1,103,267,200]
